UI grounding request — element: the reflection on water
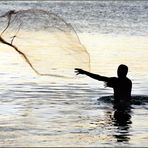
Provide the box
[0,81,147,147]
[0,31,148,146]
[113,109,132,143]
[0,1,148,146]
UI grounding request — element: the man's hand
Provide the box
[75,68,86,75]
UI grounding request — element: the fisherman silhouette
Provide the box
[75,64,132,109]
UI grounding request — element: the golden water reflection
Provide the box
[0,33,148,146]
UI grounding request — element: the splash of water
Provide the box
[0,9,90,78]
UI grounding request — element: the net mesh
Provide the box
[0,9,90,78]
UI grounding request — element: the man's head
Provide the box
[117,64,128,78]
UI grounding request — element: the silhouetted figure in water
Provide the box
[75,64,132,109]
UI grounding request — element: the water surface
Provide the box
[0,1,148,147]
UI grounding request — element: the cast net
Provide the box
[0,9,90,78]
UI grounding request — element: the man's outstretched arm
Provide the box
[75,68,110,82]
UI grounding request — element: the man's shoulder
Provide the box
[110,77,132,84]
[108,77,118,83]
[126,77,132,83]
[106,77,118,87]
